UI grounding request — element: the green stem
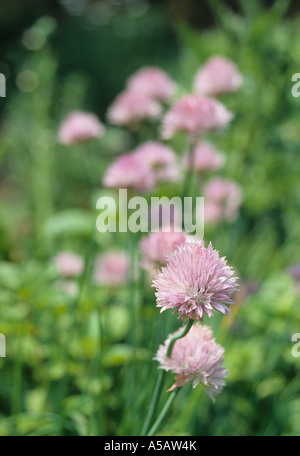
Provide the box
[57,234,94,435]
[166,319,193,357]
[122,229,138,426]
[12,340,22,417]
[84,292,107,436]
[140,370,166,436]
[181,146,193,200]
[147,388,180,437]
[140,319,194,436]
[78,143,95,191]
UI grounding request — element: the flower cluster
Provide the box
[107,67,176,128]
[102,152,156,192]
[93,251,129,287]
[194,55,243,97]
[183,141,225,173]
[134,141,179,184]
[154,324,227,401]
[53,251,84,277]
[161,94,233,142]
[57,55,243,406]
[140,230,190,280]
[153,240,238,320]
[58,111,104,145]
[53,251,84,297]
[103,141,179,192]
[204,177,243,224]
[107,91,162,128]
[127,67,176,101]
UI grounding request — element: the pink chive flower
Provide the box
[204,177,242,223]
[58,111,104,145]
[153,240,238,320]
[127,67,176,101]
[161,94,233,141]
[154,324,227,401]
[134,141,179,184]
[140,230,189,278]
[93,251,129,287]
[183,141,225,172]
[107,90,161,127]
[194,55,243,97]
[53,252,84,278]
[102,152,155,192]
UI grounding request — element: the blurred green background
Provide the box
[0,0,300,436]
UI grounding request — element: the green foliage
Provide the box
[0,0,299,436]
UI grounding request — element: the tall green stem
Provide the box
[147,388,180,437]
[57,234,94,435]
[140,319,193,436]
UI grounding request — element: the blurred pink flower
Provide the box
[204,177,242,223]
[154,324,227,401]
[103,152,155,192]
[153,240,238,320]
[204,200,224,225]
[183,141,225,172]
[194,55,243,97]
[127,67,176,101]
[161,94,233,141]
[93,251,129,287]
[58,111,104,145]
[140,230,189,278]
[107,90,161,127]
[53,252,84,278]
[134,141,179,184]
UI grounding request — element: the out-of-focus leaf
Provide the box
[43,209,94,238]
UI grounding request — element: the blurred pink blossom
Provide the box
[161,94,233,141]
[107,90,161,127]
[183,141,225,172]
[140,230,189,278]
[154,324,227,401]
[53,252,84,278]
[153,240,238,320]
[204,177,242,223]
[194,55,243,97]
[58,111,104,145]
[133,141,179,184]
[204,200,224,225]
[93,251,129,287]
[103,152,155,192]
[127,67,176,101]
